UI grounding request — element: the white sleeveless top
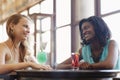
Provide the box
[1,43,37,64]
[3,43,18,64]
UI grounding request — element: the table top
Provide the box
[16,69,120,79]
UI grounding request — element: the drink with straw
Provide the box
[71,53,79,70]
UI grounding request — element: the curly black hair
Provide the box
[79,16,111,47]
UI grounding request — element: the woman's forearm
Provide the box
[90,62,113,69]
[0,62,30,74]
[56,64,72,69]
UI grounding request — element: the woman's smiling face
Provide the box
[13,17,30,41]
[81,22,95,42]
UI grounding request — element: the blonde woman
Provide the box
[0,14,52,74]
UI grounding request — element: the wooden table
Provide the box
[16,69,120,80]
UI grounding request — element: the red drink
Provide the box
[71,53,79,70]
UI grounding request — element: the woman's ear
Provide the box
[10,23,15,30]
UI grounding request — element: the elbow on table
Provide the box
[90,63,114,70]
[102,64,115,69]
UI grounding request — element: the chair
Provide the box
[113,77,120,80]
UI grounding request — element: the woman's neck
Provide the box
[6,38,20,49]
[90,37,102,51]
[90,39,103,63]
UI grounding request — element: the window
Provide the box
[28,0,71,64]
[56,0,71,27]
[56,26,71,63]
[0,23,8,42]
[101,0,120,14]
[28,0,53,65]
[29,4,41,14]
[40,0,53,14]
[56,0,71,63]
[103,13,120,48]
[99,0,120,49]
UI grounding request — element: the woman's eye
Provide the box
[82,26,89,31]
[23,25,28,28]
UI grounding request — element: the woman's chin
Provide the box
[85,39,92,44]
[85,38,90,41]
[22,37,27,41]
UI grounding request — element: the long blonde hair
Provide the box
[6,14,33,62]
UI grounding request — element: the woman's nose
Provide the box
[26,28,30,34]
[82,30,86,34]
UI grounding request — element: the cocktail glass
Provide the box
[37,51,47,64]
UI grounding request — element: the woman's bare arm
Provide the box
[56,57,72,69]
[90,40,119,69]
[0,44,52,74]
[56,49,82,69]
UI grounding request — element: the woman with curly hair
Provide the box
[56,16,120,70]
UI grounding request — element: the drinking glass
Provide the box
[37,51,47,64]
[71,53,79,70]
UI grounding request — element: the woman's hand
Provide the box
[79,62,92,70]
[28,62,52,70]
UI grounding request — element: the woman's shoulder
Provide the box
[108,39,119,47]
[109,39,117,44]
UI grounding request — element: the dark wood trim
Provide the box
[94,0,101,16]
